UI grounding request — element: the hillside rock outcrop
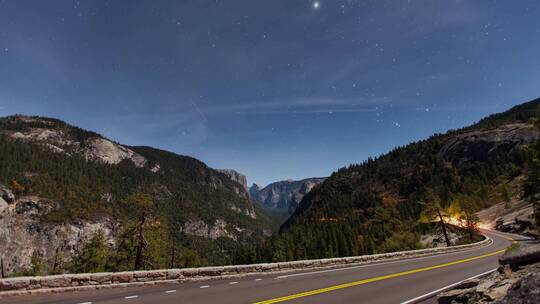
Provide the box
[82,138,146,167]
[0,186,117,274]
[439,123,538,164]
[2,115,147,168]
[217,169,248,193]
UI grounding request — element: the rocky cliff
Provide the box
[216,169,249,194]
[0,115,273,274]
[0,185,117,274]
[250,178,326,214]
[439,123,539,164]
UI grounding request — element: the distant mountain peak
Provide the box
[250,177,326,214]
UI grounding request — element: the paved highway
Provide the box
[3,230,524,304]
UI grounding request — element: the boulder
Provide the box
[453,278,480,290]
[499,243,540,269]
[166,269,184,280]
[0,197,8,214]
[495,272,540,304]
[484,282,514,301]
[0,185,15,203]
[437,287,476,304]
[476,277,497,294]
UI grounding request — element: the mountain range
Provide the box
[1,97,539,275]
[210,169,326,217]
[233,98,540,263]
[0,115,273,274]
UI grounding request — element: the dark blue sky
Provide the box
[1,1,540,186]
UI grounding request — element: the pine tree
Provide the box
[69,231,109,273]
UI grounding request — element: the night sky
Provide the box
[1,1,540,186]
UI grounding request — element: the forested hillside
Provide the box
[0,115,273,275]
[233,98,540,264]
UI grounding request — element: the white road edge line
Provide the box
[255,278,263,281]
[200,285,210,289]
[229,281,239,285]
[124,295,139,299]
[275,237,493,279]
[165,289,177,293]
[77,302,92,304]
[399,268,498,304]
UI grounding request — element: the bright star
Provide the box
[313,1,320,10]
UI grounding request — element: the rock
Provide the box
[437,287,476,304]
[484,282,514,301]
[209,219,236,240]
[182,219,237,240]
[0,185,15,203]
[439,123,539,165]
[476,277,497,294]
[89,273,112,284]
[495,272,540,304]
[454,278,480,289]
[166,269,183,280]
[180,268,200,277]
[0,196,117,275]
[198,267,223,277]
[71,274,91,286]
[83,137,146,168]
[0,197,8,214]
[251,178,326,214]
[0,277,30,291]
[182,219,209,238]
[217,169,249,192]
[499,243,540,268]
[40,275,71,288]
[112,272,133,283]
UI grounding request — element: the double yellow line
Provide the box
[254,247,506,304]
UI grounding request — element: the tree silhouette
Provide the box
[130,193,154,271]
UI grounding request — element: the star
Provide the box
[313,1,320,10]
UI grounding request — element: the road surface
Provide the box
[2,230,524,304]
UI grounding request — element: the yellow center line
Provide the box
[253,248,506,304]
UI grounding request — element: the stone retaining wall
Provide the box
[0,236,491,296]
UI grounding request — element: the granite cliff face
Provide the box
[217,169,249,194]
[250,178,326,214]
[0,186,117,274]
[439,123,538,164]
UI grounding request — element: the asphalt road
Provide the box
[2,230,524,304]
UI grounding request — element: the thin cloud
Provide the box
[200,96,391,115]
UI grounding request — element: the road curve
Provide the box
[2,230,525,304]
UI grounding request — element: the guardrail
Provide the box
[0,235,491,296]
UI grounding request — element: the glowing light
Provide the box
[446,216,466,228]
[313,1,320,10]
